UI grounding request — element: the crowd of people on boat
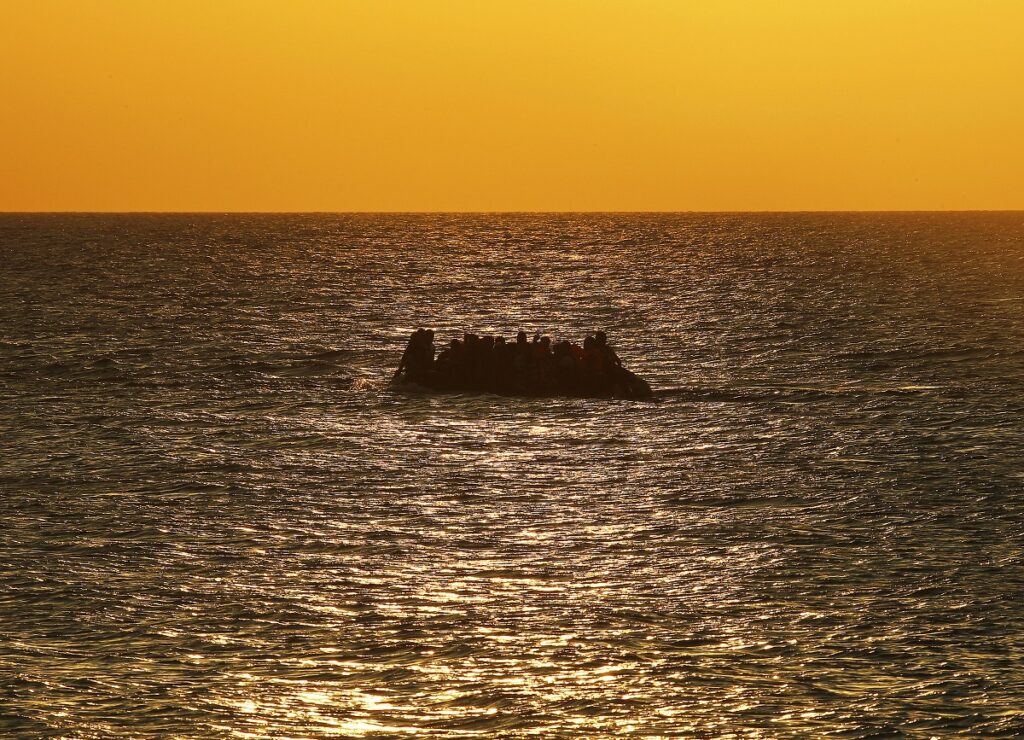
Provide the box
[393,329,651,398]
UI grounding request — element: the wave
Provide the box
[654,383,946,403]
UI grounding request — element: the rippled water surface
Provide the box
[3,213,1024,737]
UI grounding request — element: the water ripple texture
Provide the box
[2,213,1024,737]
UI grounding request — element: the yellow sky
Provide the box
[3,0,1022,211]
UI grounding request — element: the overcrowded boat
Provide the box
[392,329,653,399]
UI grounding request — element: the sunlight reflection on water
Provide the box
[2,213,1024,736]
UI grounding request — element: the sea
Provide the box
[2,213,1023,737]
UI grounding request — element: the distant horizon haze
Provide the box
[3,1,1023,212]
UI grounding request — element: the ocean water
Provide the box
[2,212,1024,738]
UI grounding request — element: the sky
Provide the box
[2,0,1022,212]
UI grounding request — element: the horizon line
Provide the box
[2,209,1023,216]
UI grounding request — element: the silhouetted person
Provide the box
[552,340,577,393]
[569,340,585,367]
[534,336,555,393]
[394,329,434,383]
[594,330,622,368]
[491,336,510,392]
[423,329,435,361]
[582,335,607,395]
[511,331,531,393]
[435,338,461,388]
[461,333,479,388]
[436,338,455,367]
[477,335,495,390]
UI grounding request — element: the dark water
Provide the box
[3,213,1024,737]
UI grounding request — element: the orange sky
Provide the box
[3,0,1022,211]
